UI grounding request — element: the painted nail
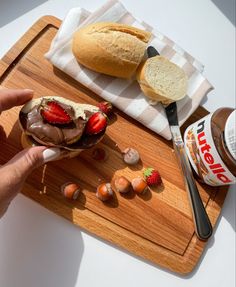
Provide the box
[23,89,34,94]
[43,148,61,163]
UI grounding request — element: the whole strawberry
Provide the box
[97,101,112,116]
[143,167,162,186]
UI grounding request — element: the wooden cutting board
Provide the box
[0,16,228,274]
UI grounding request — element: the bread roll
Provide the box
[72,22,151,78]
[136,56,188,105]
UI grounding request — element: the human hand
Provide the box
[0,89,60,218]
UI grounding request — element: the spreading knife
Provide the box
[147,46,212,240]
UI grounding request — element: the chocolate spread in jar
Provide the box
[184,108,236,186]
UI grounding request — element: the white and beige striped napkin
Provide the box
[45,0,213,140]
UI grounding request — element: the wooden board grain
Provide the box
[0,16,228,274]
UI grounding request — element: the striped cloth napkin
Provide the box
[45,0,213,140]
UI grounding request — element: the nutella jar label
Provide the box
[184,113,236,186]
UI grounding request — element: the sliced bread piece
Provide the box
[136,56,188,105]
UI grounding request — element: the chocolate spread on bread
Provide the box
[20,102,86,145]
[19,101,104,149]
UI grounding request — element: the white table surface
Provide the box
[0,0,235,286]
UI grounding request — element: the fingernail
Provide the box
[23,89,34,94]
[43,148,61,163]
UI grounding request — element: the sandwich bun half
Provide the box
[19,96,106,153]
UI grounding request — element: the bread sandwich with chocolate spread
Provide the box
[19,96,107,151]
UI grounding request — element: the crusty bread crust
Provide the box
[136,56,187,105]
[72,22,151,78]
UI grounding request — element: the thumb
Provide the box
[6,146,46,178]
[0,146,46,202]
[0,146,62,218]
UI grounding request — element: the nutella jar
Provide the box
[184,108,236,186]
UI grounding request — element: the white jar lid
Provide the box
[225,110,236,160]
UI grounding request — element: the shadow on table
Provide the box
[221,185,236,232]
[0,0,47,28]
[211,0,235,26]
[0,195,83,287]
[181,186,235,278]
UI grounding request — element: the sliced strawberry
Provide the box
[85,112,107,135]
[97,101,112,116]
[40,100,72,125]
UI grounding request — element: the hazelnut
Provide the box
[96,183,113,201]
[92,148,107,161]
[61,182,81,200]
[131,177,149,194]
[122,147,140,165]
[114,176,131,193]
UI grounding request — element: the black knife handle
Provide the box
[174,141,213,240]
[147,46,160,58]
